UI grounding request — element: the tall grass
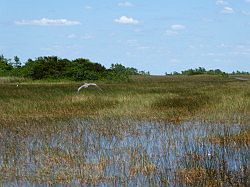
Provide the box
[0,75,249,185]
[0,75,249,125]
[0,120,248,186]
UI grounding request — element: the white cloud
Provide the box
[67,34,94,40]
[15,18,81,26]
[165,30,178,36]
[136,46,150,50]
[114,16,139,25]
[221,7,235,14]
[171,24,186,30]
[165,24,186,36]
[216,0,228,5]
[118,1,134,7]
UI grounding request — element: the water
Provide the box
[0,120,249,186]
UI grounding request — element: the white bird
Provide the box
[77,83,102,92]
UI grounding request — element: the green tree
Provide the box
[0,55,13,75]
[13,56,21,68]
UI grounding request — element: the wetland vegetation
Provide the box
[0,69,249,186]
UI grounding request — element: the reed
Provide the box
[0,75,249,185]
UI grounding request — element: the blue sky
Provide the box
[0,0,250,74]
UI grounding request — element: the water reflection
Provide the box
[0,120,249,186]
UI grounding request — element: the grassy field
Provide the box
[0,75,249,186]
[0,75,249,125]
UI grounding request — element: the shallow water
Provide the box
[0,120,249,186]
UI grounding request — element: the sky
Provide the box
[0,0,250,75]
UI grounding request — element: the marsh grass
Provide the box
[1,75,249,125]
[0,75,249,186]
[0,76,29,84]
[0,120,248,186]
[208,129,250,145]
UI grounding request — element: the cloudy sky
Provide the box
[0,0,250,74]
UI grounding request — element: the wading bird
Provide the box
[77,83,102,92]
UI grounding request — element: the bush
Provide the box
[0,55,148,81]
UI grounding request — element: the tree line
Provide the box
[0,55,149,81]
[1,55,248,80]
[165,67,249,76]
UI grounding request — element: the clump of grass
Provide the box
[152,93,210,112]
[72,95,119,111]
[177,167,207,185]
[129,149,157,177]
[208,129,250,145]
[151,92,210,123]
[176,167,240,186]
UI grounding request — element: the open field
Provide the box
[0,75,249,186]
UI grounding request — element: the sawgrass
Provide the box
[0,75,249,186]
[0,75,249,126]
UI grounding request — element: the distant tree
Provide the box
[139,70,150,75]
[234,70,249,75]
[172,71,180,75]
[110,63,142,75]
[22,56,69,79]
[180,67,227,76]
[0,55,13,75]
[106,63,129,81]
[110,63,127,73]
[126,67,139,75]
[69,58,106,81]
[0,54,151,81]
[13,56,21,68]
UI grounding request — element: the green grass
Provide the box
[0,75,249,126]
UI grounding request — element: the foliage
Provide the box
[1,55,248,80]
[67,58,106,81]
[181,67,227,76]
[167,67,231,76]
[0,55,13,76]
[232,70,249,75]
[13,56,21,68]
[0,55,146,81]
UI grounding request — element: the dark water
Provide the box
[0,120,249,186]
